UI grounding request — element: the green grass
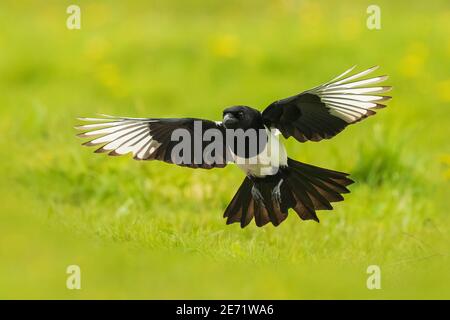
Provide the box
[0,0,449,299]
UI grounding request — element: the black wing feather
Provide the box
[76,115,228,169]
[262,66,391,143]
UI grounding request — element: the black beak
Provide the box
[223,113,238,128]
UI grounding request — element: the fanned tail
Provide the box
[223,158,354,228]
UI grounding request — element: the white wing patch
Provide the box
[75,115,161,160]
[307,66,391,123]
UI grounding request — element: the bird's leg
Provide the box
[251,185,265,206]
[272,178,283,207]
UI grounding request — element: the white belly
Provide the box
[232,128,287,177]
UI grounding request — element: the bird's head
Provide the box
[222,106,263,130]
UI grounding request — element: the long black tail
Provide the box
[223,158,354,228]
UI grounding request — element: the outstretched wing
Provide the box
[262,66,392,142]
[76,115,228,169]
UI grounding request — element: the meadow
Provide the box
[0,0,449,299]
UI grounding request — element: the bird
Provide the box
[76,65,391,228]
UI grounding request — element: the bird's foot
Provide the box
[251,185,265,206]
[272,179,283,207]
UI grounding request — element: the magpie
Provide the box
[76,66,391,228]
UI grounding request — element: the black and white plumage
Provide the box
[76,116,228,169]
[76,66,391,228]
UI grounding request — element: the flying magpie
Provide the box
[76,66,391,228]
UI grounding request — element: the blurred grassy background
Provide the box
[0,0,449,299]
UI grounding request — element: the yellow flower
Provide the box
[340,15,362,41]
[97,64,119,87]
[95,63,127,97]
[439,155,450,180]
[437,80,450,102]
[84,37,110,62]
[211,34,239,58]
[399,42,428,78]
[298,1,323,28]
